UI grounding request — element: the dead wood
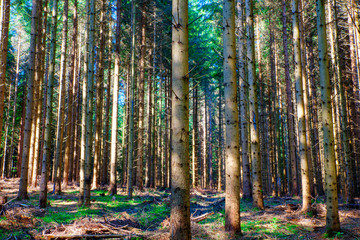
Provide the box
[43,233,133,239]
[191,212,214,223]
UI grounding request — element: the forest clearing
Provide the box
[1,0,360,239]
[1,179,360,239]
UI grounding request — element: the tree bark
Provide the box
[292,0,311,212]
[170,0,191,238]
[246,0,264,209]
[316,0,340,233]
[39,0,57,207]
[223,0,241,234]
[18,0,39,200]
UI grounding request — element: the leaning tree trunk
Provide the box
[223,0,241,235]
[316,0,340,234]
[292,0,311,212]
[18,0,39,200]
[246,0,264,209]
[170,0,191,238]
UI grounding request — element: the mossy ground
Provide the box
[0,179,359,239]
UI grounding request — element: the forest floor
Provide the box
[0,179,360,240]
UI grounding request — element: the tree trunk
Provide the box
[127,0,136,199]
[246,0,264,209]
[292,0,311,212]
[136,0,147,190]
[83,0,96,206]
[39,0,57,207]
[316,0,340,233]
[108,0,121,195]
[0,0,10,154]
[18,0,39,200]
[237,0,250,199]
[63,0,78,187]
[223,0,241,234]
[170,0,191,238]
[92,0,106,190]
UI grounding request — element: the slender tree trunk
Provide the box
[246,0,263,209]
[237,0,250,199]
[39,0,57,207]
[18,0,39,200]
[102,16,112,186]
[92,0,106,190]
[292,0,311,212]
[109,0,121,195]
[79,5,90,206]
[64,0,78,187]
[170,0,191,238]
[217,83,222,191]
[53,0,69,194]
[281,0,297,195]
[8,34,21,179]
[127,0,136,199]
[316,0,340,233]
[136,0,147,190]
[0,0,10,152]
[223,0,241,234]
[83,0,96,206]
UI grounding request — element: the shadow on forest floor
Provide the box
[0,178,360,239]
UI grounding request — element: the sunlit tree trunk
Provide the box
[102,15,112,186]
[316,0,340,233]
[83,0,96,206]
[109,0,121,195]
[292,0,311,212]
[223,0,241,234]
[79,2,90,206]
[170,0,191,238]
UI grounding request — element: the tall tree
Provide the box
[53,0,69,194]
[224,0,241,235]
[18,0,39,200]
[39,0,58,207]
[170,0,191,238]
[316,0,340,233]
[292,0,311,212]
[109,0,122,195]
[246,0,264,209]
[0,0,10,153]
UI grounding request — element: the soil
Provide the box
[0,178,359,240]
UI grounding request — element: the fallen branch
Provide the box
[191,212,214,223]
[43,234,132,240]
